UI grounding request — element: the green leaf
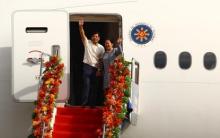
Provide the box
[28,134,35,138]
[123,61,131,67]
[58,57,62,62]
[32,112,36,119]
[125,76,131,82]
[124,89,130,97]
[55,94,58,99]
[113,127,121,137]
[122,106,127,113]
[33,100,37,105]
[122,97,129,103]
[117,112,126,119]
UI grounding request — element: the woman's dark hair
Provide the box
[105,38,113,43]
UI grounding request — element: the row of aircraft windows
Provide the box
[154,51,216,70]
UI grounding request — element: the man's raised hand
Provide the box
[79,18,84,26]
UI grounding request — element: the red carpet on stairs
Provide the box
[53,106,103,138]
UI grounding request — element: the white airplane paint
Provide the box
[1,0,220,138]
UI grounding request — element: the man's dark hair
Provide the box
[91,32,100,37]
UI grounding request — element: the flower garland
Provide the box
[103,56,131,138]
[29,56,64,138]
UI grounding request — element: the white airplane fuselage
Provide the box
[1,0,220,138]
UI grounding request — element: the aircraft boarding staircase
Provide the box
[52,106,103,138]
[28,46,139,138]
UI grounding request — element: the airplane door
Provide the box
[12,10,70,102]
[130,58,140,125]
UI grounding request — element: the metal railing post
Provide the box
[102,124,106,138]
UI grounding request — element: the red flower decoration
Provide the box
[102,56,131,137]
[31,56,64,138]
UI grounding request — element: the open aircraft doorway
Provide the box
[69,14,122,106]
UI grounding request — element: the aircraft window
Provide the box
[154,51,167,69]
[179,52,191,69]
[204,52,216,70]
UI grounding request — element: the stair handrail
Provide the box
[102,124,106,138]
[102,56,131,138]
[129,58,139,126]
[29,45,63,138]
[28,50,51,138]
[41,46,61,138]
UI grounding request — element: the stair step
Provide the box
[53,107,103,138]
[53,123,102,132]
[56,107,103,116]
[52,131,98,138]
[55,114,102,124]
